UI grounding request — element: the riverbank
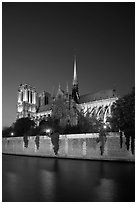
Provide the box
[2,152,134,162]
[2,133,135,162]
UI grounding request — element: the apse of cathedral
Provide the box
[16,59,118,126]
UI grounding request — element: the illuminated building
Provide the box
[17,84,37,119]
[16,58,118,125]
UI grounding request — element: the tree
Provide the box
[77,109,103,133]
[51,131,60,156]
[35,135,40,150]
[39,117,62,134]
[30,126,40,136]
[109,87,135,154]
[64,124,81,134]
[109,87,135,133]
[98,124,107,155]
[14,117,35,136]
[2,126,14,137]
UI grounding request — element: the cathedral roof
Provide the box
[79,89,117,104]
[37,104,52,113]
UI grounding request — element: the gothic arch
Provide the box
[97,106,103,117]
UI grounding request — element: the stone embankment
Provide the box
[2,133,135,162]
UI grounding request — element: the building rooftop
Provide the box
[79,89,117,104]
[37,104,52,113]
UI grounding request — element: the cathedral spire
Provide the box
[66,81,69,101]
[51,86,55,98]
[66,81,69,93]
[72,56,80,103]
[73,56,78,85]
[56,83,63,99]
[58,83,61,91]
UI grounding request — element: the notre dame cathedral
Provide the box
[16,58,118,127]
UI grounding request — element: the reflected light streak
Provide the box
[40,170,56,201]
[6,172,19,200]
[94,178,116,201]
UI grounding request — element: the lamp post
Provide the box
[11,132,14,136]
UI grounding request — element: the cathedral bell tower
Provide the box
[72,57,80,103]
[16,84,37,119]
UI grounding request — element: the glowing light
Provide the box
[11,132,14,136]
[18,106,23,112]
[18,92,22,103]
[46,129,51,134]
[33,92,36,104]
[103,125,107,129]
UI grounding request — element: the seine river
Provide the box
[2,154,134,202]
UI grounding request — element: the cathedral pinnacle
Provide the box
[66,81,69,93]
[73,57,78,85]
[58,83,61,91]
[72,56,80,103]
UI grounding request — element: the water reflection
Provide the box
[6,172,19,201]
[40,170,56,201]
[2,155,135,202]
[94,178,116,202]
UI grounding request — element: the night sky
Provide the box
[2,2,135,127]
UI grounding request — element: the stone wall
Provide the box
[2,133,135,161]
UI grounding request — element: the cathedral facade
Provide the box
[16,59,118,126]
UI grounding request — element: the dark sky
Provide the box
[2,2,135,127]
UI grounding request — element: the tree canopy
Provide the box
[109,87,135,135]
[2,126,14,137]
[14,117,35,136]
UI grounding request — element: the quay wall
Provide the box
[2,133,135,161]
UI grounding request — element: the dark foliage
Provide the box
[2,126,14,137]
[124,132,135,155]
[23,136,29,148]
[64,124,81,134]
[125,135,130,151]
[131,136,135,155]
[30,126,40,136]
[120,131,123,148]
[14,117,35,136]
[39,117,62,134]
[35,136,40,150]
[98,126,107,155]
[39,107,107,135]
[109,87,135,133]
[108,87,135,153]
[77,110,106,133]
[51,132,60,155]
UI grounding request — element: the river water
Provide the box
[2,154,135,202]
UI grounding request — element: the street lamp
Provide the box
[46,129,51,134]
[103,125,107,129]
[45,128,52,136]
